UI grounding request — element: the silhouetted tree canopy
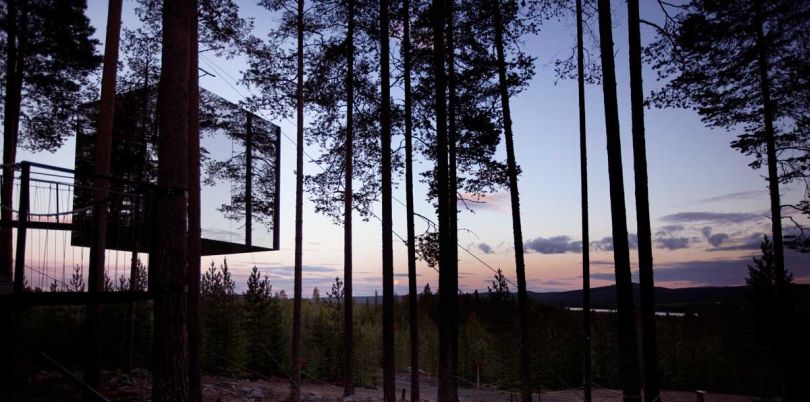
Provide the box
[648,0,810,249]
[0,0,101,151]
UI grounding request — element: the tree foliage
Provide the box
[648,0,810,247]
[0,0,100,151]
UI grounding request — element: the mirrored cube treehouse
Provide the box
[0,88,281,304]
[72,87,281,256]
[0,86,281,298]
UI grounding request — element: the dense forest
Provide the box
[12,258,810,399]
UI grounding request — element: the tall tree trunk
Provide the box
[445,0,460,392]
[291,0,305,398]
[1,0,24,290]
[626,1,658,401]
[343,0,355,395]
[403,0,419,399]
[151,0,191,400]
[432,0,455,399]
[245,113,253,246]
[576,0,591,400]
[0,0,24,396]
[754,3,794,399]
[491,1,532,400]
[86,0,123,390]
[187,0,202,400]
[379,0,395,399]
[126,42,153,373]
[595,1,641,401]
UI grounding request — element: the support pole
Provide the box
[13,162,29,294]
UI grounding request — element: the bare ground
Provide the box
[19,369,766,402]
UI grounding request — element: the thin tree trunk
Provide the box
[491,1,531,400]
[445,0,460,393]
[187,0,202,400]
[754,2,794,399]
[576,0,591,400]
[151,0,191,399]
[433,0,456,399]
[125,42,153,374]
[85,0,123,390]
[291,0,305,398]
[343,0,355,395]
[245,112,253,245]
[626,1,658,401]
[403,0,420,398]
[1,0,24,289]
[380,0,395,399]
[595,1,641,401]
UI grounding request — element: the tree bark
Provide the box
[343,0,355,395]
[433,0,456,399]
[754,2,795,399]
[626,1,659,401]
[403,0,420,398]
[291,0,305,398]
[491,0,532,400]
[245,112,253,246]
[1,0,24,289]
[576,0,591,400]
[151,0,191,400]
[187,0,202,400]
[595,1,641,401]
[445,0,460,394]
[380,0,395,399]
[85,0,123,390]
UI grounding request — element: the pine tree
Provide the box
[200,260,243,376]
[489,0,531,395]
[575,1,592,400]
[242,0,306,397]
[150,0,193,398]
[299,0,386,390]
[244,267,276,375]
[400,0,420,397]
[648,1,809,397]
[594,1,641,400]
[487,268,511,304]
[1,0,100,287]
[378,0,396,397]
[625,1,659,400]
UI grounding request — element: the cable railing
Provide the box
[1,161,152,298]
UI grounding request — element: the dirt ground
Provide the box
[18,369,765,402]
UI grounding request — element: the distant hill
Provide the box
[528,283,810,313]
[349,283,810,313]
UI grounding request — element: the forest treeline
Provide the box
[15,258,810,399]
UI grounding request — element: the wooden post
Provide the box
[125,195,141,371]
[13,162,29,293]
[55,183,60,223]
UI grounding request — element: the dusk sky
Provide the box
[19,0,810,295]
